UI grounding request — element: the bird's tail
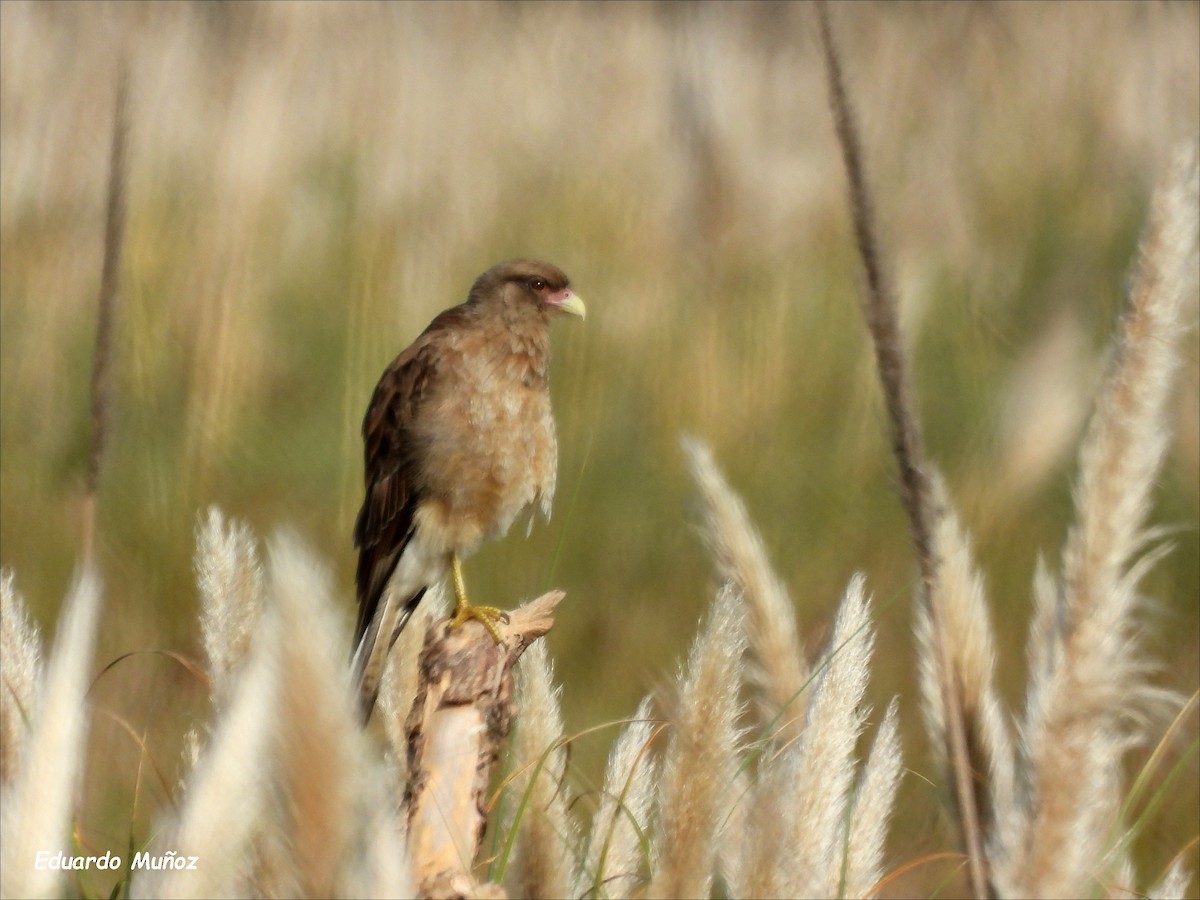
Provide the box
[352,587,427,723]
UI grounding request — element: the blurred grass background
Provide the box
[1,1,1197,895]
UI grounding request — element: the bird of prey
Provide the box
[351,259,585,721]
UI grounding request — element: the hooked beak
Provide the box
[548,288,586,320]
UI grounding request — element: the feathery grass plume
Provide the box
[682,435,809,739]
[1150,860,1192,900]
[506,639,578,900]
[150,532,378,899]
[648,584,745,900]
[576,697,660,899]
[715,767,752,897]
[1,570,41,787]
[737,575,877,899]
[139,599,278,900]
[376,586,446,787]
[178,725,202,789]
[815,5,988,892]
[0,567,101,900]
[1024,555,1060,722]
[345,772,415,900]
[997,146,1200,898]
[915,472,1017,859]
[263,532,365,898]
[195,506,265,708]
[844,697,903,900]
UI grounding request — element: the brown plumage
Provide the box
[352,259,585,721]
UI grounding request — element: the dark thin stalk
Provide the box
[814,5,989,898]
[83,65,129,564]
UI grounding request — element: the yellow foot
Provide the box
[450,602,507,644]
[449,552,506,644]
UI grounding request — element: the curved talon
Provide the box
[449,553,506,644]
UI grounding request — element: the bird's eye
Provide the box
[529,278,548,292]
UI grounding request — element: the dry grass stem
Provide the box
[82,66,128,564]
[0,570,41,787]
[648,585,745,900]
[577,697,659,899]
[682,435,809,739]
[814,3,936,568]
[507,640,578,900]
[998,146,1200,898]
[0,568,102,900]
[816,7,993,897]
[817,5,989,893]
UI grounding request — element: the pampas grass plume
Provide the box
[0,567,102,900]
[915,472,1016,859]
[507,639,578,900]
[140,598,278,900]
[1,570,42,787]
[682,436,809,739]
[375,586,446,788]
[262,532,365,898]
[998,146,1199,898]
[648,584,745,900]
[844,697,903,899]
[577,697,659,899]
[195,506,265,708]
[738,575,883,899]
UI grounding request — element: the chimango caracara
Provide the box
[351,259,585,721]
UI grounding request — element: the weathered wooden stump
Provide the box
[403,591,564,900]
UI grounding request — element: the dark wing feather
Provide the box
[352,305,470,650]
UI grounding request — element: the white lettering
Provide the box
[129,850,196,871]
[31,851,123,870]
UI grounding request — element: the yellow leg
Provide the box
[448,553,506,643]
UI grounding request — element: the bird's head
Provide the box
[469,259,587,322]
